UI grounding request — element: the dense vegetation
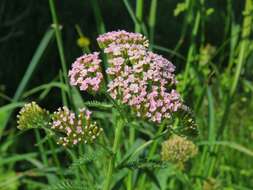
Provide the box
[0,0,253,189]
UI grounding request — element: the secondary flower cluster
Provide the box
[51,107,103,147]
[17,102,50,130]
[99,31,182,123]
[161,135,198,164]
[68,52,103,92]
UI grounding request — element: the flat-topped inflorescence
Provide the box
[51,107,103,147]
[103,41,182,123]
[69,30,186,123]
[17,102,50,130]
[97,30,149,49]
[68,52,103,93]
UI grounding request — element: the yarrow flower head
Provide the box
[69,52,103,92]
[161,135,198,164]
[96,30,183,123]
[97,30,149,49]
[51,107,103,147]
[68,30,187,124]
[17,102,50,130]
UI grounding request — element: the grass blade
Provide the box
[89,0,106,34]
[0,29,55,138]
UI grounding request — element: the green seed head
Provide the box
[161,135,198,163]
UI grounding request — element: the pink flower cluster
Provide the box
[68,30,184,123]
[97,30,149,49]
[51,107,103,146]
[68,52,103,92]
[97,31,183,123]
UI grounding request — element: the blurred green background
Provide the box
[1,0,253,189]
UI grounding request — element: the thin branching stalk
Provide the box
[138,123,166,189]
[59,70,68,106]
[103,119,124,190]
[34,129,53,184]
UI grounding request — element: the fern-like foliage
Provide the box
[45,180,91,190]
[69,150,104,170]
[117,159,171,170]
[176,105,198,138]
[83,101,113,110]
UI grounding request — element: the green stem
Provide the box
[103,119,124,190]
[135,0,143,33]
[66,149,81,182]
[90,0,106,34]
[48,0,71,104]
[182,10,200,93]
[35,129,54,184]
[48,0,67,81]
[59,70,68,106]
[126,125,135,190]
[148,0,157,49]
[75,24,91,54]
[48,139,63,178]
[35,129,48,166]
[138,123,166,189]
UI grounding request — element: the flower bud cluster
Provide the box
[17,102,50,130]
[68,52,103,92]
[51,107,103,147]
[161,135,198,163]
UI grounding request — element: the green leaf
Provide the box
[197,141,253,157]
[45,180,93,190]
[71,87,85,108]
[0,170,20,190]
